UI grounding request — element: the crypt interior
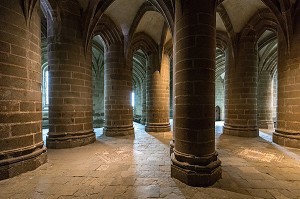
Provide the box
[1,0,300,198]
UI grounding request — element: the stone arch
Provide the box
[127,2,158,44]
[83,0,173,54]
[258,0,290,51]
[239,9,279,75]
[258,31,278,75]
[216,31,233,78]
[92,15,124,50]
[164,40,173,59]
[217,4,236,52]
[23,0,39,26]
[128,32,158,60]
[146,0,174,33]
[132,50,147,124]
[239,9,278,49]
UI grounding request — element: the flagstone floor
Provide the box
[1,122,300,199]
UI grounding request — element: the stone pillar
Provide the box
[215,76,225,121]
[47,1,95,148]
[92,66,105,128]
[141,80,146,125]
[223,34,259,137]
[103,43,134,136]
[258,71,274,129]
[145,53,171,132]
[273,14,300,148]
[272,73,277,126]
[0,0,47,180]
[170,0,221,187]
[170,61,174,119]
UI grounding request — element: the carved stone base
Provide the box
[0,143,47,180]
[145,123,171,133]
[46,131,95,149]
[104,126,134,137]
[273,129,300,149]
[170,140,175,155]
[170,150,222,187]
[223,124,258,137]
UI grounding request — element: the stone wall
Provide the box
[215,75,225,121]
[92,64,104,128]
[272,73,278,124]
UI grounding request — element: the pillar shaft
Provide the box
[171,0,221,187]
[141,81,146,125]
[145,53,171,132]
[258,71,274,129]
[92,64,104,128]
[0,0,47,180]
[47,2,95,148]
[215,76,225,121]
[223,35,259,137]
[103,43,134,136]
[273,14,300,148]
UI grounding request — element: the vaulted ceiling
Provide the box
[40,0,297,80]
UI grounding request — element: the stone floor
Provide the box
[1,122,300,199]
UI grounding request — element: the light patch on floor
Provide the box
[237,148,284,163]
[95,146,132,164]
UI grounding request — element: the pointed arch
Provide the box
[128,32,158,59]
[93,15,124,50]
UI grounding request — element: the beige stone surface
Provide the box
[1,122,300,198]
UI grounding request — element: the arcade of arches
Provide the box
[1,0,300,198]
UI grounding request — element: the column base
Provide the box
[145,123,171,132]
[259,121,274,129]
[170,139,175,155]
[273,129,300,149]
[46,131,95,149]
[0,142,47,180]
[170,150,222,187]
[223,124,258,137]
[104,126,134,137]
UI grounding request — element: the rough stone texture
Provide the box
[141,81,147,124]
[171,0,221,187]
[103,43,134,136]
[274,14,300,148]
[170,61,173,119]
[133,88,141,117]
[272,73,278,125]
[1,123,300,198]
[145,53,171,133]
[46,1,95,148]
[132,51,147,124]
[215,76,225,121]
[258,71,274,129]
[224,32,259,137]
[92,60,104,128]
[0,0,47,180]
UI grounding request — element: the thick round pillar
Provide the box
[170,0,221,187]
[223,34,259,137]
[0,0,47,180]
[145,53,171,132]
[46,2,95,148]
[103,43,134,136]
[258,71,274,129]
[273,15,300,148]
